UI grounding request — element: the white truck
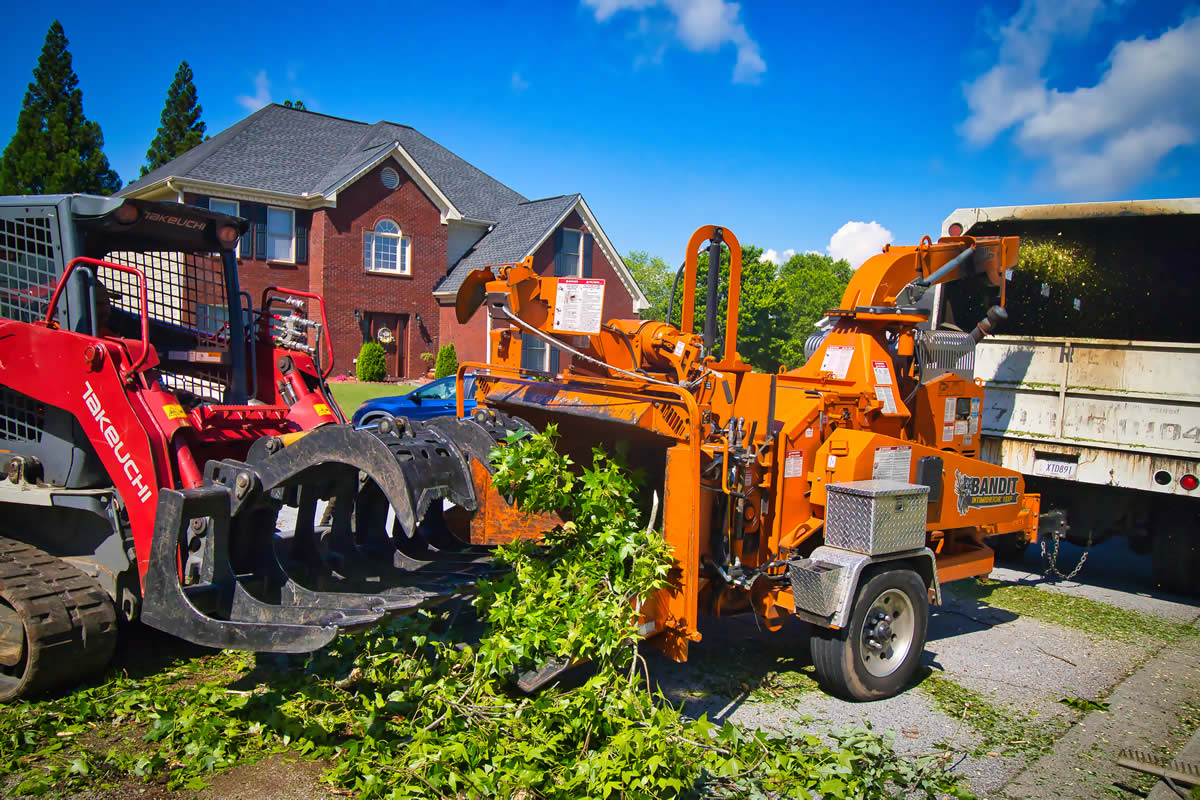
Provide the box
[939,200,1199,593]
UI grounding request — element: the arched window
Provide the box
[364,219,411,275]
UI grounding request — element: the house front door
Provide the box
[368,312,407,378]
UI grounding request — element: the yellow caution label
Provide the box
[314,403,333,417]
[163,404,187,420]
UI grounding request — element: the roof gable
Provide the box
[435,194,648,312]
[120,105,526,221]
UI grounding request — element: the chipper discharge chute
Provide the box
[0,195,507,700]
[450,225,1045,700]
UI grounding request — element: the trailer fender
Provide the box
[788,545,941,630]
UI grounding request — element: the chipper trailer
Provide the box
[0,195,522,701]
[448,225,1043,700]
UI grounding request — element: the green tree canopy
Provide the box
[624,250,675,322]
[624,244,854,372]
[0,21,120,195]
[140,61,206,177]
[282,99,307,110]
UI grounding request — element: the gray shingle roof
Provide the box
[434,194,580,295]
[120,105,526,222]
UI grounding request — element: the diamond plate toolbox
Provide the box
[825,480,929,555]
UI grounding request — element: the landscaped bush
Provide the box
[433,342,458,380]
[355,341,386,382]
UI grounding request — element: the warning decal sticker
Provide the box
[872,360,892,385]
[553,278,605,333]
[872,446,912,482]
[783,450,805,478]
[819,345,854,380]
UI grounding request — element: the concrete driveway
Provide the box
[645,538,1200,799]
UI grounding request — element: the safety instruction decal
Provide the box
[875,385,898,415]
[872,360,892,385]
[162,404,186,420]
[313,403,334,417]
[553,278,605,334]
[942,422,955,441]
[872,445,912,482]
[820,345,854,380]
[944,397,957,423]
[783,450,805,478]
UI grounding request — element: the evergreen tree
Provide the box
[282,99,307,110]
[140,61,206,177]
[0,21,120,195]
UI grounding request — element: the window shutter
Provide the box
[254,223,267,260]
[553,228,567,276]
[582,233,594,278]
[548,348,560,374]
[193,196,209,209]
[295,210,311,265]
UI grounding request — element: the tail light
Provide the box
[1181,474,1198,491]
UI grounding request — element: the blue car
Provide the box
[351,374,477,427]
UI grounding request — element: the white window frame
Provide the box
[364,219,411,276]
[521,332,549,371]
[559,228,584,277]
[209,199,241,257]
[266,206,295,263]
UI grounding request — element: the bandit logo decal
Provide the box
[954,470,1019,514]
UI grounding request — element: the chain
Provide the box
[1040,527,1091,581]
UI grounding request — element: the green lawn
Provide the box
[328,381,416,416]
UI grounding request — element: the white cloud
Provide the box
[236,70,272,112]
[511,71,530,92]
[760,247,795,265]
[962,2,1200,194]
[827,221,892,269]
[582,0,765,83]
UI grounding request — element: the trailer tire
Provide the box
[811,567,928,701]
[0,538,117,702]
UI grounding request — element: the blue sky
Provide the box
[1,0,1197,267]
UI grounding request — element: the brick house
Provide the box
[120,104,646,379]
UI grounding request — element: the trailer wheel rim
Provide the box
[859,587,915,678]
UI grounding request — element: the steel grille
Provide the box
[102,250,232,403]
[917,330,976,380]
[0,213,60,323]
[0,386,44,442]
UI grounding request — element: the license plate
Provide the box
[1033,458,1077,479]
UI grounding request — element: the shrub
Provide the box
[355,341,386,382]
[433,343,458,380]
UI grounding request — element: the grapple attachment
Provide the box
[141,415,516,653]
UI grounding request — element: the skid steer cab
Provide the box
[0,195,513,701]
[452,224,1045,701]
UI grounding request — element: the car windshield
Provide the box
[417,375,473,401]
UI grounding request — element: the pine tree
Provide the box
[140,61,206,177]
[0,21,120,195]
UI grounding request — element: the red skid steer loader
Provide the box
[0,195,513,700]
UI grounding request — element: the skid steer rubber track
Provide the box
[0,537,118,701]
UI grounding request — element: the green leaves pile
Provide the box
[2,428,969,798]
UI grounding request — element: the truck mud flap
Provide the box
[141,419,519,653]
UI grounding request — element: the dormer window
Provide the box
[364,219,410,275]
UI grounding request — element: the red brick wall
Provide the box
[438,302,488,365]
[314,162,447,379]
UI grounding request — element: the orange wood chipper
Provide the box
[447,225,1041,700]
